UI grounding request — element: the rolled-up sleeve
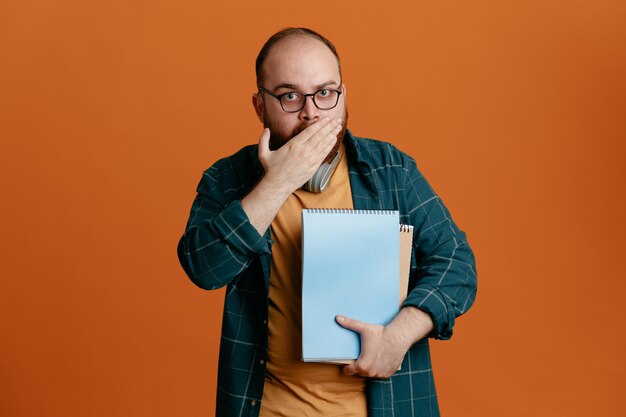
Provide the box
[400,156,477,340]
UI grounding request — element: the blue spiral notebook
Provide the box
[301,208,400,362]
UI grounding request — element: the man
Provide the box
[178,28,477,417]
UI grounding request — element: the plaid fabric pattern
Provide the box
[178,130,477,417]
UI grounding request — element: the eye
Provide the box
[283,92,300,102]
[317,89,331,97]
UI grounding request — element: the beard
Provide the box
[264,108,349,164]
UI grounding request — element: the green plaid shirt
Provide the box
[178,130,477,417]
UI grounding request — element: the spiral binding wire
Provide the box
[303,209,413,233]
[303,208,397,215]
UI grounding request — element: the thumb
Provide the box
[257,128,271,161]
[336,315,368,333]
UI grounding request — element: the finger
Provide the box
[290,118,333,144]
[336,315,368,333]
[306,121,340,163]
[257,128,271,160]
[343,363,358,376]
[305,118,342,146]
[311,122,341,155]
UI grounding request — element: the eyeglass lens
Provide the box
[281,90,340,112]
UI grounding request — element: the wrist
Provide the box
[387,306,434,350]
[260,172,298,198]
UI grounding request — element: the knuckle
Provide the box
[357,360,371,372]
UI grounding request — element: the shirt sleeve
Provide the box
[177,160,272,290]
[399,155,477,340]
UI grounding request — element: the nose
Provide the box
[299,95,321,122]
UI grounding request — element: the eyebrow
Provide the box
[272,80,339,92]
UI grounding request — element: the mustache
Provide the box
[295,122,317,135]
[293,121,317,132]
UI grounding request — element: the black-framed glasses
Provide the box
[258,86,343,113]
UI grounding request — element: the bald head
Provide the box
[255,28,342,88]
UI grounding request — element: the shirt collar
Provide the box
[343,129,373,170]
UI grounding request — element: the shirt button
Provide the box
[251,400,257,407]
[262,319,267,325]
[259,359,265,365]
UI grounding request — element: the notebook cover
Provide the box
[301,209,400,362]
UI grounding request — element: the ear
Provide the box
[341,83,347,104]
[252,93,264,123]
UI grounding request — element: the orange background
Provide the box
[1,1,625,416]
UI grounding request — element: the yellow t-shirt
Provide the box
[259,144,367,417]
